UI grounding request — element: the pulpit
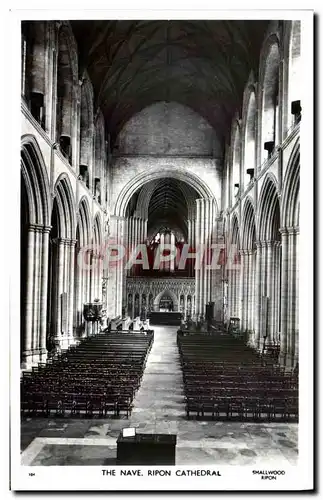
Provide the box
[83,301,103,336]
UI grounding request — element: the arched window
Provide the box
[288,21,301,129]
[21,22,46,128]
[56,29,75,164]
[232,125,241,202]
[261,41,280,162]
[94,112,105,203]
[244,91,256,188]
[79,77,94,189]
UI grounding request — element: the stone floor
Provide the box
[21,325,298,466]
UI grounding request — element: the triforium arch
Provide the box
[47,174,76,351]
[20,136,51,367]
[256,174,282,348]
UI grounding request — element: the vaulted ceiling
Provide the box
[71,20,269,146]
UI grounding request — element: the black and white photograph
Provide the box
[8,6,314,492]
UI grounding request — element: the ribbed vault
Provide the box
[71,20,269,146]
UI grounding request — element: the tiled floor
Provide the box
[21,325,298,466]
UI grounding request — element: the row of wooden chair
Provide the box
[21,330,154,418]
[178,330,298,422]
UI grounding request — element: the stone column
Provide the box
[240,249,250,331]
[255,241,264,349]
[39,226,51,362]
[273,242,280,341]
[67,239,76,344]
[279,228,289,364]
[287,227,299,368]
[54,238,66,341]
[195,200,202,317]
[107,215,125,318]
[31,225,41,362]
[246,250,255,333]
[170,232,175,272]
[184,294,188,320]
[266,240,274,341]
[22,226,35,366]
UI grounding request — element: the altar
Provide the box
[148,311,182,326]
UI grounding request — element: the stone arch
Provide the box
[21,135,51,227]
[241,197,256,250]
[114,168,216,218]
[20,135,51,366]
[257,174,280,241]
[153,289,179,312]
[53,174,76,239]
[281,139,300,228]
[77,195,91,247]
[93,212,103,246]
[230,212,241,248]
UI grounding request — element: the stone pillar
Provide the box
[39,226,51,362]
[170,232,175,272]
[255,241,264,349]
[239,250,248,331]
[287,228,299,368]
[31,226,41,362]
[195,200,202,317]
[67,239,76,344]
[54,238,66,341]
[246,250,255,333]
[23,226,36,366]
[266,240,274,341]
[279,228,289,364]
[107,215,125,318]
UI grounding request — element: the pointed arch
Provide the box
[230,212,241,248]
[153,289,179,312]
[281,139,300,228]
[56,23,78,161]
[77,195,92,247]
[241,197,256,250]
[53,174,76,239]
[257,174,280,241]
[79,72,94,187]
[21,135,51,226]
[259,34,281,161]
[231,119,241,202]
